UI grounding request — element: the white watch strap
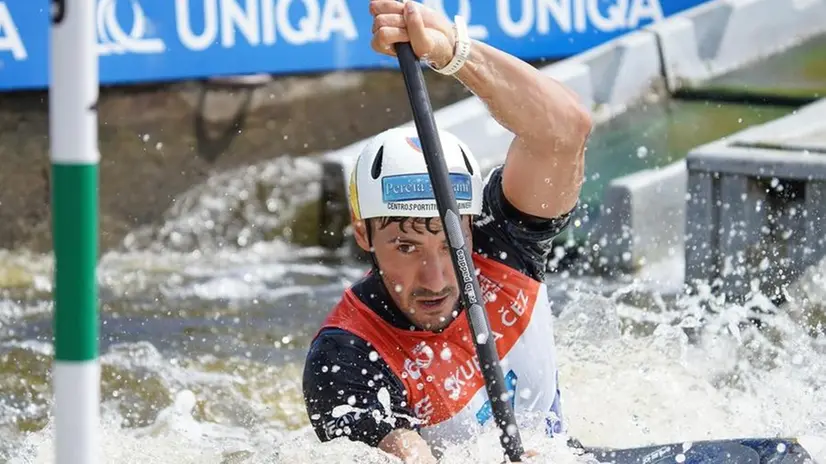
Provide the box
[429,15,471,76]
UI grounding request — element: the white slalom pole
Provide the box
[49,1,100,464]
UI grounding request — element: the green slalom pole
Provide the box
[49,1,100,463]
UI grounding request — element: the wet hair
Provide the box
[372,216,444,235]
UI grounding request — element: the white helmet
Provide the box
[348,127,483,221]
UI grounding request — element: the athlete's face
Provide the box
[354,216,473,332]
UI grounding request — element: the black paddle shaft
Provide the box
[392,36,525,463]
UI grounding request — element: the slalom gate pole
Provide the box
[49,1,100,463]
[392,19,525,464]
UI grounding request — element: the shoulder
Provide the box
[303,328,417,446]
[303,327,394,380]
[472,166,575,282]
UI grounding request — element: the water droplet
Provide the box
[499,251,508,260]
[331,365,341,373]
[519,388,532,399]
[394,284,403,293]
[321,365,329,373]
[636,146,648,158]
[369,351,379,362]
[311,414,320,420]
[675,453,686,463]
[440,347,452,360]
[141,133,150,142]
[347,395,356,405]
[476,333,488,344]
[777,443,786,453]
[506,424,518,436]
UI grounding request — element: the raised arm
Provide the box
[453,39,591,219]
[369,0,593,219]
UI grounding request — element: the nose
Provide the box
[416,248,451,293]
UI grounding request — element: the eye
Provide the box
[397,243,417,254]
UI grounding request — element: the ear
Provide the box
[462,215,474,234]
[352,220,372,252]
[463,215,474,248]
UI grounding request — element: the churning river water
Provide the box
[0,155,824,463]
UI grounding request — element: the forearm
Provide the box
[452,40,590,151]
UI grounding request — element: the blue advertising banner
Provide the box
[0,0,709,91]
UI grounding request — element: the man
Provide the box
[302,1,592,462]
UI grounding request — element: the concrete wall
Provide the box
[684,98,826,301]
[650,0,826,91]
[590,160,687,272]
[586,0,826,271]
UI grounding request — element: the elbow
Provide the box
[541,76,594,144]
[559,99,592,155]
[570,100,593,142]
[544,100,592,155]
[519,82,593,154]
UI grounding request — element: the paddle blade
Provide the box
[583,436,823,464]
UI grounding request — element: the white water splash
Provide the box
[1,234,824,464]
[122,156,323,253]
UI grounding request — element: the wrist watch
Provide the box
[429,15,471,76]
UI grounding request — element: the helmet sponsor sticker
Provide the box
[382,173,472,203]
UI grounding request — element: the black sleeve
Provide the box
[302,328,419,447]
[472,166,575,282]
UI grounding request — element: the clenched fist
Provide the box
[369,1,457,70]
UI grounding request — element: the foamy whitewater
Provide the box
[0,156,824,463]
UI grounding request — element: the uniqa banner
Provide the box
[0,0,709,91]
